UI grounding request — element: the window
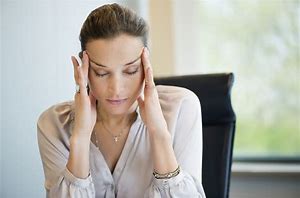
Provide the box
[166,1,300,158]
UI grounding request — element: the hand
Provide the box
[137,47,168,137]
[71,51,97,138]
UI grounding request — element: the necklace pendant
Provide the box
[114,137,119,142]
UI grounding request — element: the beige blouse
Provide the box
[37,85,206,198]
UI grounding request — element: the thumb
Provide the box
[137,96,144,109]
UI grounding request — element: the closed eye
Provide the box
[126,69,139,75]
[94,70,109,77]
[92,66,140,77]
[96,73,108,77]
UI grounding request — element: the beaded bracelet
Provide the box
[153,166,181,179]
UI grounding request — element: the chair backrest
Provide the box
[155,73,236,198]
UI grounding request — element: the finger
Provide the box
[142,47,155,87]
[146,66,155,87]
[142,47,150,75]
[137,96,144,109]
[77,66,88,96]
[71,56,79,83]
[82,51,89,81]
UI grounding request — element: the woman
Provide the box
[37,3,206,198]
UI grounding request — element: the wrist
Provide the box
[148,127,171,142]
[70,132,91,145]
[153,165,180,179]
[72,126,91,138]
[149,129,178,174]
[67,130,91,179]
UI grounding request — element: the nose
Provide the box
[108,75,123,97]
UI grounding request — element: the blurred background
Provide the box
[1,0,299,197]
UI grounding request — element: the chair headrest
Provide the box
[155,73,236,125]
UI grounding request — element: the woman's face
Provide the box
[86,34,145,115]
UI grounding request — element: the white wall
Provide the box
[1,0,146,197]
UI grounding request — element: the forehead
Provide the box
[86,34,144,67]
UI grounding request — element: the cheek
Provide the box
[129,72,144,96]
[88,74,105,97]
[130,71,144,88]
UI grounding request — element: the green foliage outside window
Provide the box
[195,1,300,157]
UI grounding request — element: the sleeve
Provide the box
[37,108,96,198]
[144,90,206,198]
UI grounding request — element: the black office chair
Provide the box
[155,73,236,198]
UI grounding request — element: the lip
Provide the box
[106,98,128,105]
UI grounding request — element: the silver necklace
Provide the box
[101,120,125,143]
[94,115,136,145]
[93,122,124,147]
[93,113,137,146]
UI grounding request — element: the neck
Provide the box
[96,101,138,127]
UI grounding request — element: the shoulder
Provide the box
[156,85,201,111]
[37,100,75,137]
[156,85,201,134]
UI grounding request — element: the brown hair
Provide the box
[79,3,149,57]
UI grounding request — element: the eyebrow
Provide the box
[89,55,141,68]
